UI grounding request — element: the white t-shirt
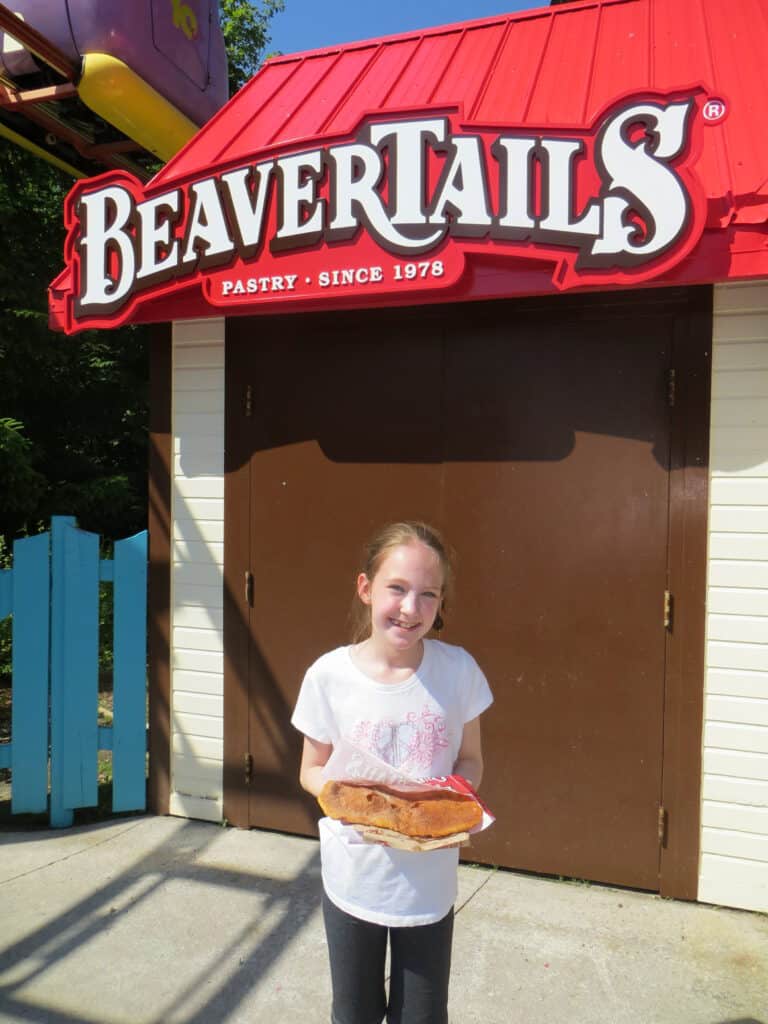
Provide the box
[291,639,493,926]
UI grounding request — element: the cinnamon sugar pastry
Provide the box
[318,780,482,838]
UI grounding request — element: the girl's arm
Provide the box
[453,715,484,789]
[299,735,333,797]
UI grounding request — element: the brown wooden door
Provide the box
[440,306,672,890]
[231,315,446,838]
[225,292,693,891]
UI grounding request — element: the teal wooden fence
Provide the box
[0,516,147,826]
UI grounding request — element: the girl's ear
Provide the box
[356,572,373,605]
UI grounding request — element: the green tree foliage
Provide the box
[0,418,46,528]
[221,0,285,95]
[0,145,149,548]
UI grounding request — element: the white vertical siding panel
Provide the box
[174,583,224,609]
[702,800,768,835]
[174,453,225,478]
[174,367,225,390]
[174,389,225,413]
[169,792,223,822]
[174,413,226,440]
[711,456,768,476]
[702,284,768,913]
[172,519,224,545]
[174,692,224,717]
[711,370,768,398]
[174,476,225,500]
[173,669,224,695]
[173,626,225,653]
[713,281,768,314]
[172,732,222,760]
[175,496,224,519]
[709,478,768,504]
[706,640,768,671]
[702,774,768,807]
[706,694,768,727]
[707,590,768,617]
[171,318,226,822]
[712,341,768,370]
[700,827,768,862]
[707,613,768,643]
[703,747,768,781]
[704,722,768,754]
[708,534,768,560]
[174,562,224,590]
[706,667,768,698]
[699,854,768,913]
[710,399,768,428]
[174,434,225,455]
[708,561,768,588]
[173,539,224,566]
[172,605,224,631]
[173,712,223,740]
[710,427,768,455]
[173,344,224,368]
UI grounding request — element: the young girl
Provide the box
[291,521,493,1024]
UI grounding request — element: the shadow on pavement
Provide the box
[0,819,321,1023]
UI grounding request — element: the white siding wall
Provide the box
[700,282,768,912]
[170,318,226,822]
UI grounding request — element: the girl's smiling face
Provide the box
[357,541,444,654]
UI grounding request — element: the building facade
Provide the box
[51,0,768,912]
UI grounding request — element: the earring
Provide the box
[433,613,444,632]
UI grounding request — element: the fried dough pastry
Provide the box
[318,780,482,838]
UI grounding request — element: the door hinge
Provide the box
[244,570,254,607]
[667,368,676,407]
[663,590,673,631]
[658,806,668,847]
[245,383,253,417]
[244,752,254,785]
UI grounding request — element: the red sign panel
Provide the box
[54,90,710,333]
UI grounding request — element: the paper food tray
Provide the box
[355,825,471,852]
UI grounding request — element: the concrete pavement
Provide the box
[0,815,766,1023]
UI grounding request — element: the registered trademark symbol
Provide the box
[702,97,727,124]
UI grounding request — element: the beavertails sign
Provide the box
[52,91,711,332]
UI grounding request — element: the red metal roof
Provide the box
[50,0,768,331]
[154,0,767,232]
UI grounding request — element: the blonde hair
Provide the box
[350,521,455,642]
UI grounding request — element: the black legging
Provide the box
[322,890,454,1024]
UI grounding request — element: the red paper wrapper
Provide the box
[418,774,496,834]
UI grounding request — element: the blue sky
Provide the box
[267,1,540,56]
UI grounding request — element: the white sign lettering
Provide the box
[73,97,697,317]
